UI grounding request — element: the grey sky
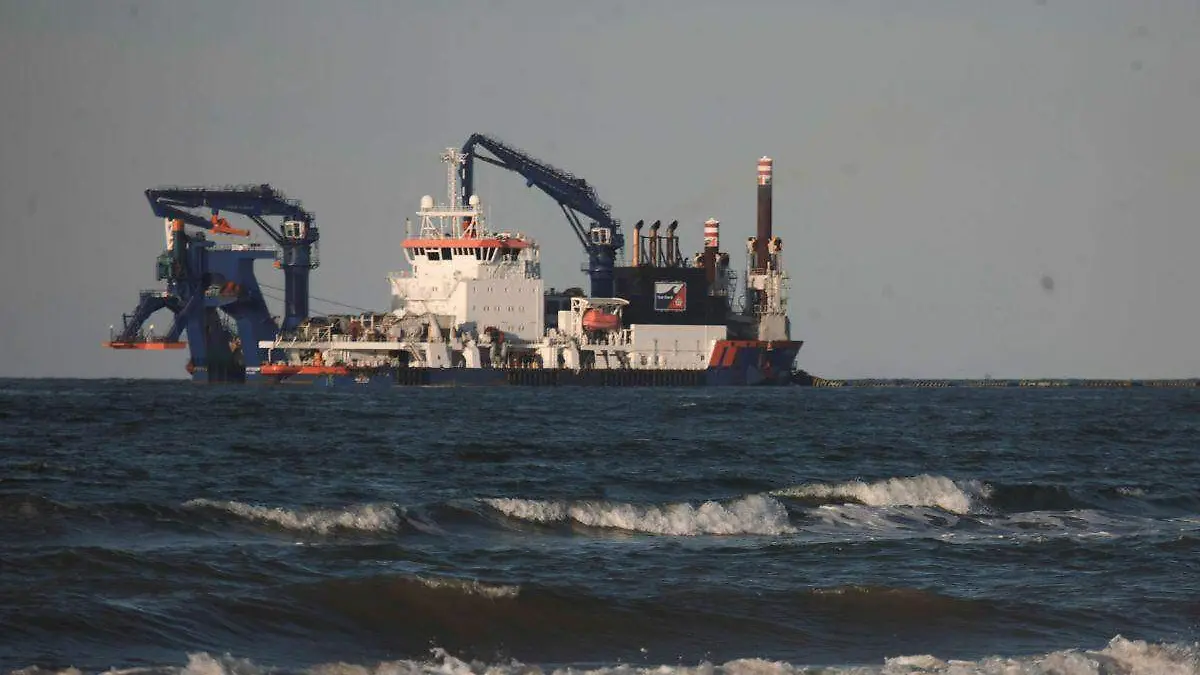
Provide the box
[2,0,1197,379]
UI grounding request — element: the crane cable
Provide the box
[257,283,375,314]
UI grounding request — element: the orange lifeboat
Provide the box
[261,363,349,377]
[582,309,621,332]
[260,363,301,376]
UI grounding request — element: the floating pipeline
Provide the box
[808,378,1199,389]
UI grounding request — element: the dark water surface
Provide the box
[2,380,1198,674]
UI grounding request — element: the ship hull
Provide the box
[244,341,802,387]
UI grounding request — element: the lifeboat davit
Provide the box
[582,309,621,332]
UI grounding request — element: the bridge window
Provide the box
[442,248,452,260]
[283,221,307,239]
[590,227,611,245]
[427,249,440,261]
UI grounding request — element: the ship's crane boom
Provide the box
[145,185,319,329]
[459,134,624,297]
[145,185,312,241]
[106,184,321,382]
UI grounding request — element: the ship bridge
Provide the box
[387,148,545,344]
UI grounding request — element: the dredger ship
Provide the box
[106,135,805,386]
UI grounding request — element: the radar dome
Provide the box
[468,194,481,207]
[420,195,434,210]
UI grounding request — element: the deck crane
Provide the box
[459,134,624,297]
[105,184,319,382]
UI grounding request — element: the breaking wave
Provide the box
[12,636,1198,675]
[7,480,1189,546]
[771,474,987,515]
[482,494,795,535]
[183,499,402,535]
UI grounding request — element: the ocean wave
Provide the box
[1,578,1138,671]
[264,572,528,636]
[800,502,1198,546]
[771,475,986,515]
[802,503,963,541]
[982,483,1095,513]
[183,499,401,535]
[876,635,1200,675]
[975,508,1188,543]
[0,492,81,519]
[413,575,520,599]
[11,637,1198,675]
[481,494,795,535]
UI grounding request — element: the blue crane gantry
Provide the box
[106,184,319,382]
[459,134,624,297]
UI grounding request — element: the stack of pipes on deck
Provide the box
[630,220,682,267]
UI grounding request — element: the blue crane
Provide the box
[106,184,319,382]
[459,134,624,297]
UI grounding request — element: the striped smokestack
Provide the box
[702,218,719,283]
[703,218,720,251]
[755,156,773,270]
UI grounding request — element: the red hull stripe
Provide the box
[708,344,727,368]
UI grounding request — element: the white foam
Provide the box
[978,509,1178,543]
[483,498,569,524]
[771,475,986,515]
[14,637,1198,675]
[414,576,520,599]
[182,653,268,675]
[483,494,796,536]
[875,636,1200,675]
[184,499,400,535]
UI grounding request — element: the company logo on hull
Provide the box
[654,282,687,312]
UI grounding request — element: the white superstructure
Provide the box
[388,148,544,346]
[259,148,556,370]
